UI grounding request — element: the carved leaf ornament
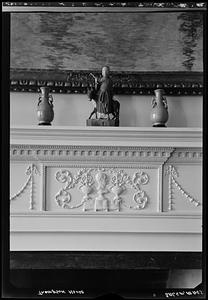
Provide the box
[56,189,71,208]
[55,168,149,212]
[132,171,149,187]
[133,190,148,209]
[11,164,200,212]
[55,170,74,187]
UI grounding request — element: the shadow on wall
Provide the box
[166,269,202,288]
[119,95,189,127]
[119,96,151,127]
[167,98,187,127]
[53,94,90,126]
[119,95,202,127]
[119,95,139,126]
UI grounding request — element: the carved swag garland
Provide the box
[10,164,201,212]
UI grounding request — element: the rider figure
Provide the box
[91,66,114,119]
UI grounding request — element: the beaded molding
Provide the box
[165,165,200,210]
[10,164,39,210]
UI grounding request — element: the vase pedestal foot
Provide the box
[38,122,52,126]
[152,123,167,127]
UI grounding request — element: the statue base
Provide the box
[86,119,117,126]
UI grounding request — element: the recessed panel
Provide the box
[45,165,159,213]
[163,164,202,212]
[10,163,41,212]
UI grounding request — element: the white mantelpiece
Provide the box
[10,126,202,251]
[10,126,202,147]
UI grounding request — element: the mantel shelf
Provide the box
[10,126,202,148]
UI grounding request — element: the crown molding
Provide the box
[10,145,175,164]
[10,126,202,148]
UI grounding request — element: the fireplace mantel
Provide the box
[10,126,202,147]
[10,126,202,251]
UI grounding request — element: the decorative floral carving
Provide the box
[55,168,87,209]
[132,171,149,188]
[55,167,150,212]
[111,169,131,187]
[79,171,94,188]
[78,169,94,211]
[95,171,109,211]
[120,170,150,210]
[133,190,148,209]
[55,190,71,208]
[55,170,74,188]
[26,164,39,176]
[165,165,200,209]
[111,185,123,211]
[122,170,149,210]
[10,164,39,210]
[109,169,131,211]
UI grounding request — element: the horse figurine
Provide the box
[87,87,120,126]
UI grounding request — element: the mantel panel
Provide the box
[10,127,202,251]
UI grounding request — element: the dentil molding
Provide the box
[10,127,202,213]
[10,127,202,165]
[10,144,175,164]
[9,127,202,251]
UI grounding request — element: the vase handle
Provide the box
[162,96,168,109]
[49,94,53,106]
[152,97,156,108]
[37,96,42,106]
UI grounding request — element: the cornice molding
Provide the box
[10,144,175,163]
[10,126,202,148]
[168,148,202,163]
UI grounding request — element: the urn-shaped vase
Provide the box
[150,89,168,127]
[37,87,54,125]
